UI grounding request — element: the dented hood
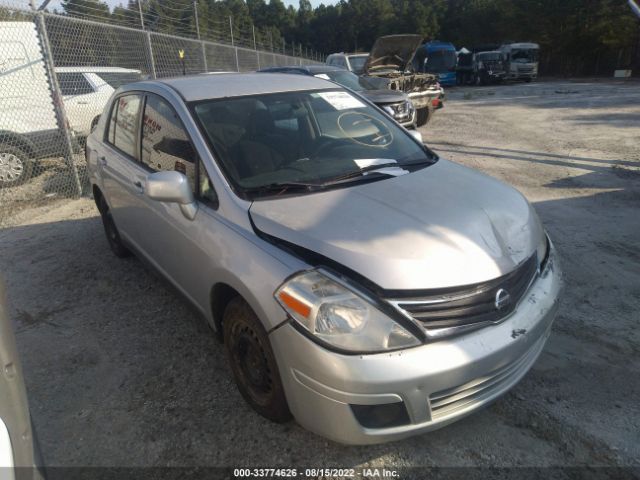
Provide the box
[249,159,545,291]
[363,34,423,74]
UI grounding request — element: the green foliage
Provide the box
[53,0,640,74]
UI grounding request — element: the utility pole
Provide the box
[229,16,239,71]
[194,0,207,72]
[137,0,145,30]
[252,24,260,69]
[193,0,201,39]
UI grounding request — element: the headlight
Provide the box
[275,270,420,352]
[383,101,413,120]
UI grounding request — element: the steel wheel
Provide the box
[229,323,274,405]
[0,145,33,187]
[223,297,291,422]
[97,195,131,258]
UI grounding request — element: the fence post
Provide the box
[229,16,239,71]
[193,0,207,72]
[146,31,157,78]
[33,11,83,196]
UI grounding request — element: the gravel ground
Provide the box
[0,79,639,473]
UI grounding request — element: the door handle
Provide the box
[98,156,107,167]
[76,101,89,105]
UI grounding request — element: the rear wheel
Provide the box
[224,297,291,423]
[97,195,131,258]
[0,144,33,187]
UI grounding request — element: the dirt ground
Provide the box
[0,79,639,473]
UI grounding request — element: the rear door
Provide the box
[99,93,150,250]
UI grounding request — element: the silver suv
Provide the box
[86,73,562,445]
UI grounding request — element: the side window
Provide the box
[198,160,218,208]
[57,72,94,96]
[107,94,142,159]
[141,94,197,192]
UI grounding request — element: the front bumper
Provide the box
[270,247,562,445]
[406,90,439,110]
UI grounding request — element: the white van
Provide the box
[0,21,60,186]
[0,21,142,186]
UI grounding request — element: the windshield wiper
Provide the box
[244,181,323,196]
[321,162,401,185]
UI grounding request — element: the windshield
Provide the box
[317,71,378,92]
[511,49,539,63]
[192,89,434,198]
[425,50,457,73]
[478,53,502,61]
[347,55,368,73]
[95,71,143,88]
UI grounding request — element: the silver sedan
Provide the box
[86,73,562,444]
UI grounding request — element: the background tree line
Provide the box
[53,0,640,75]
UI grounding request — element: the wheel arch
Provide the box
[0,131,37,158]
[210,282,242,342]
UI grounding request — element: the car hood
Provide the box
[360,89,408,104]
[363,34,423,75]
[249,159,544,291]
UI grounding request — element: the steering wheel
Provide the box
[278,164,306,174]
[311,138,345,158]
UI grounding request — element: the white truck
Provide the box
[500,42,540,82]
[0,21,141,186]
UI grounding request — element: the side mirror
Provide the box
[409,129,423,144]
[145,171,198,220]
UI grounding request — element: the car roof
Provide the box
[328,53,368,57]
[259,65,345,75]
[55,66,141,73]
[138,72,336,102]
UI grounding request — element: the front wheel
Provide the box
[0,144,34,187]
[224,297,291,423]
[416,107,432,127]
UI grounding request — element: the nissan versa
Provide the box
[86,73,562,445]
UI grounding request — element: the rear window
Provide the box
[347,55,368,73]
[95,72,143,88]
[107,94,142,159]
[57,72,94,96]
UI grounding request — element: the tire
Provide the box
[90,116,100,132]
[0,144,34,187]
[97,194,131,258]
[223,296,291,423]
[416,107,432,127]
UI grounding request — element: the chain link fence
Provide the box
[0,5,320,226]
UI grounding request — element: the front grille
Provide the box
[429,333,546,419]
[389,254,539,334]
[518,66,534,73]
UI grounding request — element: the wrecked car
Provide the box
[474,51,507,85]
[362,34,440,127]
[87,73,563,445]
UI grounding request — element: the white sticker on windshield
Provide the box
[317,91,366,110]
